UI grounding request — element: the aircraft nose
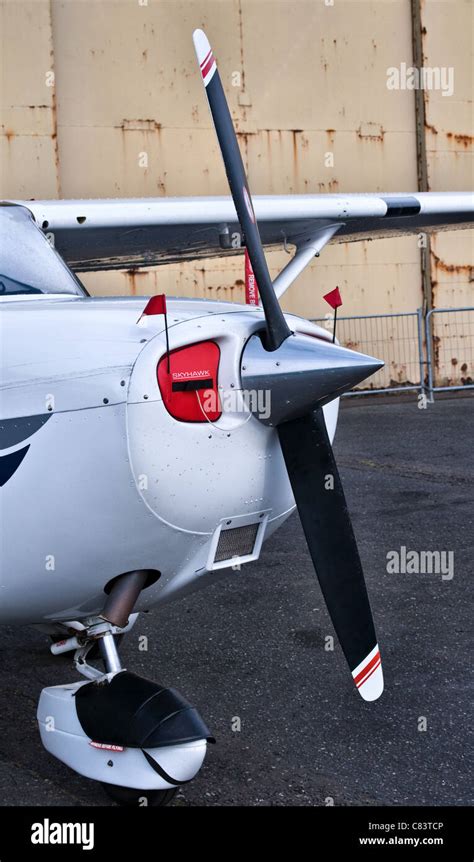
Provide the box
[240,332,383,426]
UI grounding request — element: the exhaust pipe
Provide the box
[101,570,151,628]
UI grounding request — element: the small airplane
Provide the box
[0,28,472,806]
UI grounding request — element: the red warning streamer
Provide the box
[245,248,259,306]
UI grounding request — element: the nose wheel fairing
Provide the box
[38,610,212,800]
[74,670,213,752]
[38,679,209,792]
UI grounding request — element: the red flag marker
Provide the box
[141,294,167,316]
[138,294,170,371]
[245,248,259,306]
[323,286,342,310]
[323,286,343,343]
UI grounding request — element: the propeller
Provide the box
[193,28,383,701]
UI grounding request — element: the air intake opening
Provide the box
[214,523,259,564]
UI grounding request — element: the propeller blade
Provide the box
[193,29,383,701]
[277,408,383,701]
[193,28,290,351]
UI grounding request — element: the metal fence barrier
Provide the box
[426,307,474,396]
[310,307,474,400]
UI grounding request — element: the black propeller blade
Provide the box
[193,28,383,700]
[278,409,382,699]
[193,29,290,351]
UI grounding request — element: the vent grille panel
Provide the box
[214,523,259,563]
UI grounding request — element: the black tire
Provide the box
[101,783,177,807]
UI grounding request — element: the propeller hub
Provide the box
[241,332,383,426]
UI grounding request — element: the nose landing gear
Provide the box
[37,572,213,806]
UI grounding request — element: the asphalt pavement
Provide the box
[0,395,472,806]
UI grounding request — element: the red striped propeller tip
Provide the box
[352,645,384,701]
[193,29,217,86]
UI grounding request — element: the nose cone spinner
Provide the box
[241,332,383,426]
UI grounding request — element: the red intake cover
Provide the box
[157,341,221,422]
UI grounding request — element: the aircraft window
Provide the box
[0,205,86,296]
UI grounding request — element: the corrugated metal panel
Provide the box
[49,0,242,198]
[421,0,473,191]
[0,0,59,198]
[70,0,422,320]
[242,0,417,193]
[1,0,472,364]
[420,0,473,385]
[48,0,417,197]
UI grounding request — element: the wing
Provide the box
[6,192,473,272]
